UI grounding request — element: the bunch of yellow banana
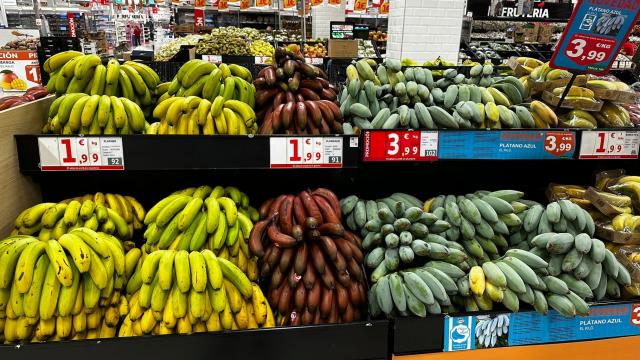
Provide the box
[142,186,259,281]
[611,213,640,232]
[249,40,275,60]
[12,193,145,241]
[559,109,598,129]
[529,61,573,82]
[0,229,127,343]
[515,57,544,73]
[586,79,631,92]
[592,101,633,128]
[42,93,147,135]
[157,60,254,106]
[529,100,558,128]
[119,249,274,336]
[609,176,640,211]
[147,96,257,135]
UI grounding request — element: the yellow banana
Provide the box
[58,233,92,273]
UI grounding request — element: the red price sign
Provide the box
[218,0,228,10]
[579,131,640,159]
[353,0,367,12]
[67,13,76,38]
[362,130,438,162]
[380,1,389,14]
[240,0,249,10]
[283,0,296,8]
[270,137,343,168]
[255,0,270,7]
[311,0,322,7]
[194,8,205,30]
[543,131,575,157]
[563,33,615,67]
[38,137,125,171]
[632,304,640,327]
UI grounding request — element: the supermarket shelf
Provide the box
[0,321,390,360]
[14,134,361,173]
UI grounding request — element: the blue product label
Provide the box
[444,303,640,352]
[438,131,575,160]
[550,0,640,74]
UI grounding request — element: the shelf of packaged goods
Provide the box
[392,299,640,356]
[14,134,361,173]
[0,321,389,360]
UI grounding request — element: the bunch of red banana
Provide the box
[254,47,344,135]
[248,188,366,326]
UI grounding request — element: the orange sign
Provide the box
[218,0,228,10]
[311,0,322,7]
[380,0,388,14]
[283,0,296,9]
[255,0,270,7]
[353,0,367,12]
[240,0,249,9]
[194,0,205,7]
[328,0,340,5]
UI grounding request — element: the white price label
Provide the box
[202,55,222,63]
[38,137,125,171]
[419,131,439,158]
[270,137,342,168]
[579,131,640,159]
[254,56,271,64]
[304,57,323,65]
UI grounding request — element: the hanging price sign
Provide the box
[362,130,438,162]
[353,0,367,12]
[283,0,296,9]
[67,13,76,37]
[328,0,340,6]
[579,131,640,159]
[194,8,205,30]
[311,0,323,7]
[38,137,125,171]
[218,0,228,11]
[255,0,270,8]
[194,0,205,6]
[270,137,343,168]
[240,0,249,10]
[550,0,640,75]
[380,0,388,14]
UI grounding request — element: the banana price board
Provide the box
[579,130,640,159]
[550,0,640,75]
[38,137,125,171]
[438,131,575,159]
[270,137,343,168]
[444,302,640,352]
[362,130,438,161]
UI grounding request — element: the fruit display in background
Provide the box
[12,192,146,241]
[196,27,266,56]
[42,94,147,135]
[44,52,159,109]
[369,31,387,42]
[304,43,327,58]
[155,35,203,61]
[340,58,550,133]
[253,47,343,135]
[250,40,275,61]
[142,186,260,282]
[0,86,50,111]
[249,188,367,325]
[147,95,257,135]
[120,248,274,335]
[0,229,128,342]
[157,61,254,106]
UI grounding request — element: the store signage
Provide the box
[254,56,271,64]
[304,57,323,65]
[38,137,125,171]
[353,0,367,12]
[240,0,249,10]
[328,0,341,5]
[579,130,640,159]
[0,29,42,90]
[444,303,640,351]
[330,22,354,39]
[255,0,271,8]
[438,131,575,160]
[202,54,222,63]
[194,0,205,6]
[380,1,388,14]
[550,0,640,75]
[283,0,296,9]
[218,0,228,11]
[467,0,573,20]
[194,8,205,30]
[270,137,343,168]
[311,0,323,7]
[67,13,76,38]
[362,130,438,162]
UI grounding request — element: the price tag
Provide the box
[632,304,640,327]
[362,130,438,161]
[202,55,222,63]
[304,57,323,65]
[254,56,271,64]
[544,131,575,157]
[579,131,640,159]
[270,137,342,168]
[38,137,125,171]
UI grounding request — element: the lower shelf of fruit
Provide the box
[0,320,390,360]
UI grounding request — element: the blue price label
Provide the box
[551,0,640,75]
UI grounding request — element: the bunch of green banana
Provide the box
[142,186,259,282]
[508,199,596,251]
[157,60,254,107]
[424,190,530,266]
[119,248,274,336]
[44,52,160,117]
[12,192,145,241]
[370,261,468,317]
[147,96,256,135]
[42,93,147,135]
[0,229,127,343]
